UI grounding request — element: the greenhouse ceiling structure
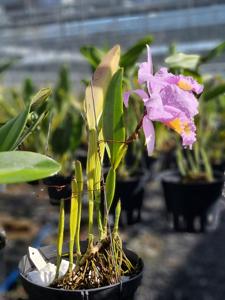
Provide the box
[0,0,224,87]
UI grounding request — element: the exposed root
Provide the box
[53,236,136,290]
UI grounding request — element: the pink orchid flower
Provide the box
[124,45,203,155]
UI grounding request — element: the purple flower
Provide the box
[124,45,203,155]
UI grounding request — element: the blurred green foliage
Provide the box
[0,65,84,175]
[50,65,83,173]
[0,69,61,183]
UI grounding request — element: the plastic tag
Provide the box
[28,247,47,271]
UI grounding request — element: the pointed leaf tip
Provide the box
[84,45,121,130]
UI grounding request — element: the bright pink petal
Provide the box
[154,67,176,83]
[138,62,151,84]
[159,85,199,118]
[145,92,181,122]
[123,89,149,107]
[143,116,155,156]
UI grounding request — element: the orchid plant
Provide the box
[51,44,202,290]
[81,36,154,177]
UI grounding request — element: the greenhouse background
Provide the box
[0,0,225,88]
[0,1,225,300]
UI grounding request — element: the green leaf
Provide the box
[120,35,154,71]
[8,88,52,150]
[0,151,61,183]
[165,52,200,70]
[114,144,128,170]
[84,45,120,130]
[80,46,104,69]
[103,68,125,166]
[0,105,30,151]
[200,41,225,64]
[200,148,213,182]
[176,147,187,177]
[203,84,225,101]
[105,167,116,211]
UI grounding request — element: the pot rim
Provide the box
[160,170,225,185]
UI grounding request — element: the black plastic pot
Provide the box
[113,176,145,225]
[161,171,224,232]
[212,160,225,173]
[0,228,6,250]
[19,243,143,300]
[43,175,72,208]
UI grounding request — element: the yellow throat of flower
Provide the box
[177,80,192,91]
[166,118,191,135]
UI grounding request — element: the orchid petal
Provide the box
[123,89,149,107]
[138,63,152,84]
[143,116,155,156]
[159,85,199,118]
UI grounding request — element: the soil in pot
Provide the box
[19,242,143,300]
[161,171,224,232]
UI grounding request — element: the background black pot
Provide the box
[0,228,6,250]
[113,175,145,225]
[19,243,143,300]
[43,175,72,209]
[212,160,225,173]
[161,171,224,232]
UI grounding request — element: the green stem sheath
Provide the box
[86,130,98,248]
[69,178,79,272]
[55,199,65,279]
[113,200,121,234]
[74,160,83,257]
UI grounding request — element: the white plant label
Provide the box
[28,247,47,271]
